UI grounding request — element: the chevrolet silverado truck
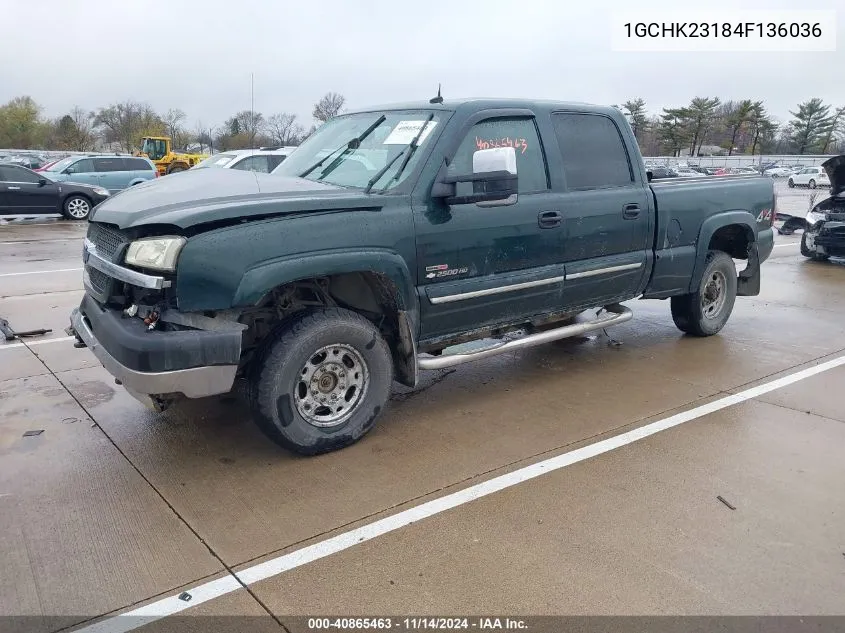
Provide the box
[68,98,775,455]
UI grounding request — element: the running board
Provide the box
[417,304,633,370]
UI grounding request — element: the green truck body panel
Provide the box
[85,97,775,350]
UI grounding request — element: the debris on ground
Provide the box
[22,430,44,437]
[717,495,737,510]
[1,317,52,341]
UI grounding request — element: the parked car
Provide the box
[649,166,678,179]
[5,154,49,170]
[193,147,296,173]
[675,168,706,178]
[69,97,775,455]
[801,155,845,260]
[0,163,110,219]
[764,165,794,178]
[41,155,158,193]
[787,166,830,189]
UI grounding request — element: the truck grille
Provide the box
[87,223,127,260]
[85,223,131,303]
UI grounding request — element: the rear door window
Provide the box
[125,157,155,171]
[231,155,271,172]
[94,157,125,172]
[552,113,634,190]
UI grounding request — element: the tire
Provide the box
[808,179,816,189]
[671,250,737,337]
[250,307,393,456]
[167,164,187,174]
[62,195,91,220]
[800,231,829,261]
[788,178,795,188]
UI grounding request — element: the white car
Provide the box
[787,166,830,189]
[675,168,706,178]
[764,166,794,178]
[193,147,297,173]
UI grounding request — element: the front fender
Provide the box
[233,247,418,315]
[689,210,758,293]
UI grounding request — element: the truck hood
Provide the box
[822,154,845,197]
[89,168,380,229]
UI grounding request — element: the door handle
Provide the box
[538,210,562,228]
[623,203,641,219]
[7,186,20,190]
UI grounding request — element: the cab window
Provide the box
[450,117,548,193]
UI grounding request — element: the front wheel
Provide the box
[788,178,795,188]
[249,307,394,455]
[62,195,91,220]
[671,251,737,337]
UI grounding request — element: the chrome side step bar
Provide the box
[417,304,633,370]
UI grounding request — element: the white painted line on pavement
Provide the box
[773,242,799,248]
[0,238,82,245]
[73,352,845,633]
[0,267,82,277]
[0,336,75,351]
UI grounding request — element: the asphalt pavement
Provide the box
[1,187,844,632]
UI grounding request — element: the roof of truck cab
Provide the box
[345,98,618,117]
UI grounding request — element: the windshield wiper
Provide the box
[364,114,434,194]
[299,114,386,179]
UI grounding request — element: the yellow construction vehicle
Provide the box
[136,136,209,176]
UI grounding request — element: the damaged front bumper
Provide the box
[805,221,845,258]
[68,294,242,410]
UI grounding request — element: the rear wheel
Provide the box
[166,164,187,174]
[788,178,795,188]
[249,307,393,455]
[62,195,91,220]
[809,179,817,189]
[671,251,737,337]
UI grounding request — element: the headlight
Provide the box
[92,187,110,196]
[806,210,825,227]
[125,237,187,272]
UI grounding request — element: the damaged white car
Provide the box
[801,155,845,261]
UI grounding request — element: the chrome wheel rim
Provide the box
[294,343,369,427]
[67,198,90,218]
[701,270,727,319]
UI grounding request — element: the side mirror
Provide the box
[63,168,74,175]
[432,147,518,207]
[38,178,47,187]
[646,170,653,183]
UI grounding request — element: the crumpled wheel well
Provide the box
[709,223,753,259]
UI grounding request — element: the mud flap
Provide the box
[737,242,761,296]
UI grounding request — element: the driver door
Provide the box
[414,114,567,340]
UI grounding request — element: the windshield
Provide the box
[194,153,239,169]
[45,157,76,172]
[271,110,443,191]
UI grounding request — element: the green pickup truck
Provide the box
[69,98,775,455]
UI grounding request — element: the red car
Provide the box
[34,159,60,172]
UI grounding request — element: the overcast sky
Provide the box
[1,0,842,129]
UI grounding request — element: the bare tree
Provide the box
[162,108,188,148]
[312,92,345,123]
[192,120,214,153]
[266,112,305,145]
[94,101,164,152]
